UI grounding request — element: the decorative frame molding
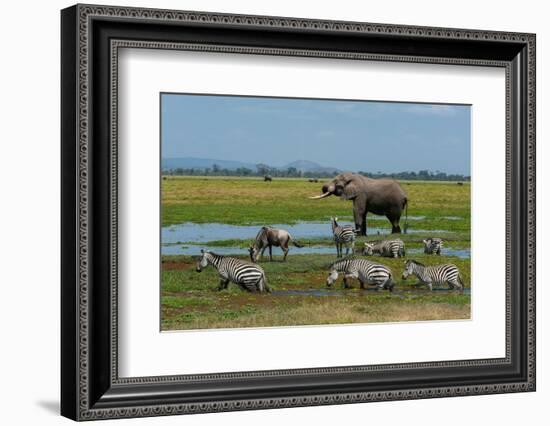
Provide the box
[61,4,535,421]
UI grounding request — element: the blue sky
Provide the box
[161,93,471,175]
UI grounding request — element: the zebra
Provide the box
[248,226,303,262]
[326,258,395,292]
[330,217,356,257]
[423,237,443,255]
[402,259,463,291]
[363,239,405,258]
[196,250,270,293]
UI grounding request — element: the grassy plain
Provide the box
[161,176,470,234]
[161,176,471,331]
[161,253,470,330]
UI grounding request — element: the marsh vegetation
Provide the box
[161,176,470,331]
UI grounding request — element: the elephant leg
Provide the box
[353,196,368,236]
[387,214,401,234]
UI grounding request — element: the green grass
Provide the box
[161,176,470,233]
[160,176,471,330]
[161,253,470,330]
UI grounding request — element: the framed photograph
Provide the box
[61,4,536,421]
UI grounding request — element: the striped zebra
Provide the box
[326,258,395,292]
[196,250,270,293]
[331,217,356,257]
[363,239,405,258]
[423,237,443,255]
[402,259,463,291]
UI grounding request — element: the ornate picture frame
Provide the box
[61,4,535,421]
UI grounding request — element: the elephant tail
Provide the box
[403,197,409,234]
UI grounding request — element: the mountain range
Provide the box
[161,157,341,174]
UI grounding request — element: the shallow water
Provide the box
[162,243,346,256]
[162,221,451,246]
[407,247,471,259]
[162,221,385,245]
[163,244,470,258]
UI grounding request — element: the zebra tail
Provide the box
[261,274,271,293]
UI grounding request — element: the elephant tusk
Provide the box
[308,192,332,200]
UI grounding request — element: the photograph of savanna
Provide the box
[161,93,471,331]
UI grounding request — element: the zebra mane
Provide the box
[204,250,223,258]
[328,256,354,269]
[408,259,425,266]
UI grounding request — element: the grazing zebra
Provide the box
[248,226,303,262]
[402,259,463,291]
[331,217,356,257]
[196,250,270,293]
[423,237,443,255]
[326,258,395,291]
[363,239,405,258]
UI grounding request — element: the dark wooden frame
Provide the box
[61,4,536,421]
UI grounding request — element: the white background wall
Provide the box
[0,0,546,424]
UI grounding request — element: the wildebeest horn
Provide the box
[308,192,332,199]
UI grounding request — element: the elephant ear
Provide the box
[341,173,362,200]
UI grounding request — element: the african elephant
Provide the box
[309,172,408,235]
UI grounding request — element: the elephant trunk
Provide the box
[309,183,335,200]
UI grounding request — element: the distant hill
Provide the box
[283,160,341,174]
[161,157,258,171]
[162,157,341,173]
[161,157,469,181]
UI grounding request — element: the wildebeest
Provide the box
[249,226,303,262]
[457,182,464,186]
[308,178,319,183]
[264,175,273,182]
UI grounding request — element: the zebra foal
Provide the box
[363,239,405,258]
[402,259,463,291]
[326,258,395,292]
[196,250,270,293]
[330,217,356,257]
